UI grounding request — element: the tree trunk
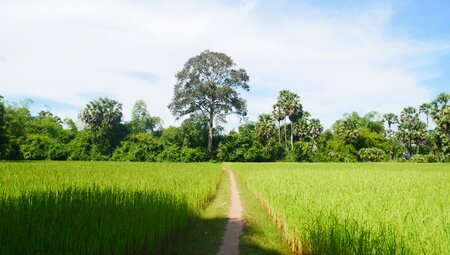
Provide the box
[208,101,214,157]
[284,118,287,149]
[208,117,213,156]
[277,120,281,142]
[290,120,294,150]
[408,136,412,158]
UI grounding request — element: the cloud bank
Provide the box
[0,0,448,128]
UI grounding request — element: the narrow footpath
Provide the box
[218,169,243,255]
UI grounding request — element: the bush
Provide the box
[425,154,438,163]
[112,133,164,162]
[178,146,207,162]
[397,157,407,163]
[358,148,387,162]
[410,154,438,163]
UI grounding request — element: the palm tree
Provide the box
[382,113,399,160]
[431,92,450,122]
[382,113,399,133]
[398,107,426,157]
[255,114,276,148]
[419,103,432,131]
[293,111,311,142]
[309,118,323,140]
[333,116,360,143]
[309,118,323,153]
[272,103,285,143]
[277,90,303,150]
[276,91,289,149]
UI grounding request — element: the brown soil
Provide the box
[218,169,243,255]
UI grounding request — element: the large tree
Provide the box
[168,50,249,155]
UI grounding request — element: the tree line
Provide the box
[0,50,449,162]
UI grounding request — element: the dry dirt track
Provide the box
[218,169,243,255]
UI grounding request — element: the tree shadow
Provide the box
[238,221,289,255]
[165,216,287,255]
[0,187,192,254]
[0,187,289,255]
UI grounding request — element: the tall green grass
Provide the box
[0,162,222,254]
[232,163,450,254]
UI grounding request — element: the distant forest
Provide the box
[0,91,448,163]
[1,50,449,163]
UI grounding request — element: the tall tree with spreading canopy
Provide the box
[168,50,249,155]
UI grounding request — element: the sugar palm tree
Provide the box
[382,113,399,160]
[309,118,323,153]
[382,113,399,133]
[419,103,432,131]
[277,90,303,150]
[272,103,285,143]
[255,114,276,148]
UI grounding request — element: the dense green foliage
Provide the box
[168,50,249,155]
[232,163,450,254]
[0,50,448,162]
[0,162,222,254]
[0,92,448,162]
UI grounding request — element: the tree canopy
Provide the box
[168,50,249,155]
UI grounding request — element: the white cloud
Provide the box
[0,0,448,130]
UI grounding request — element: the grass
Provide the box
[231,163,450,255]
[167,168,230,254]
[233,168,293,255]
[0,161,222,254]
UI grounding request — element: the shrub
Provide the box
[112,133,164,162]
[410,154,439,163]
[358,148,387,162]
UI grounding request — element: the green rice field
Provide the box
[232,163,450,254]
[0,162,222,254]
[1,162,449,254]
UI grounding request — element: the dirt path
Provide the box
[218,169,243,255]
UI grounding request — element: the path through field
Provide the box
[218,169,243,255]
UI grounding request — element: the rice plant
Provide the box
[232,163,450,254]
[0,162,222,254]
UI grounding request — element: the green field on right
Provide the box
[232,163,450,255]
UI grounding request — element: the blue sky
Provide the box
[0,0,449,129]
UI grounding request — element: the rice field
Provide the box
[231,163,450,255]
[0,162,222,254]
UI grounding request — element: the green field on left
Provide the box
[0,161,224,254]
